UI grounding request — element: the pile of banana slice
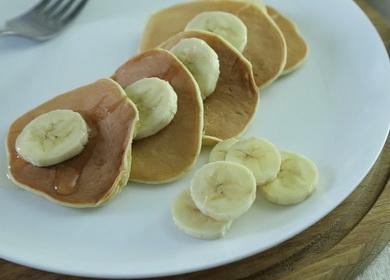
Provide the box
[172,161,256,239]
[172,137,318,239]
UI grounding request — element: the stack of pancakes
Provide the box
[6,0,307,207]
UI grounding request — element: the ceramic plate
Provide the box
[0,0,389,278]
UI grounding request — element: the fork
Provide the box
[0,0,88,41]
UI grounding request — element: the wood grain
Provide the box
[356,0,390,49]
[0,1,389,279]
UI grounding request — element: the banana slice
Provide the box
[185,11,248,53]
[225,137,281,185]
[191,161,256,221]
[170,38,220,100]
[172,189,232,239]
[241,0,267,13]
[125,77,177,140]
[209,138,238,162]
[195,0,267,14]
[15,109,88,167]
[261,152,319,205]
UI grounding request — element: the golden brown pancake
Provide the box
[159,31,258,146]
[140,0,287,89]
[112,49,203,183]
[267,6,308,74]
[7,79,138,207]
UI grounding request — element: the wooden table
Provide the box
[1,1,389,279]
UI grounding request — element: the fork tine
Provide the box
[51,0,76,19]
[6,0,87,41]
[60,0,88,24]
[31,0,52,13]
[43,0,64,17]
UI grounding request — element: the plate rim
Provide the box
[0,0,389,278]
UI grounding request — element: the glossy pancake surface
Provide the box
[160,31,258,145]
[267,6,308,74]
[113,49,203,183]
[140,0,287,88]
[7,79,138,207]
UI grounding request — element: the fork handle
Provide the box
[0,28,16,37]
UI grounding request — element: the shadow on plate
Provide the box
[0,36,40,53]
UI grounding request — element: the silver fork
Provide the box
[0,0,88,41]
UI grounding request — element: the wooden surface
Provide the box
[356,0,390,49]
[1,1,389,280]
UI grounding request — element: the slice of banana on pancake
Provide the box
[140,0,287,89]
[112,49,203,183]
[195,0,267,12]
[266,6,308,75]
[159,31,259,145]
[170,37,220,100]
[6,79,138,207]
[194,1,308,75]
[124,77,178,140]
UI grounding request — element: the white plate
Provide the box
[0,0,389,278]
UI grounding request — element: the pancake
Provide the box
[267,6,308,74]
[112,49,203,183]
[159,31,258,146]
[6,79,138,207]
[140,0,287,89]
